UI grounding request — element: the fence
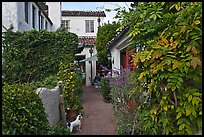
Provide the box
[36,81,66,127]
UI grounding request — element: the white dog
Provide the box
[67,114,82,132]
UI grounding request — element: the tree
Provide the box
[96,21,120,67]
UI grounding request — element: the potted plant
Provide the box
[65,96,82,121]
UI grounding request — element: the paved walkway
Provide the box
[76,85,117,135]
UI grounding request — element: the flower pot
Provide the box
[66,109,78,121]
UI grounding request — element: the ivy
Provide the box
[2,28,78,84]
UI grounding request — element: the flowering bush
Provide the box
[108,67,148,135]
[57,62,82,111]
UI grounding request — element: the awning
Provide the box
[79,55,98,62]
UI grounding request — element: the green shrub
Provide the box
[30,74,59,90]
[2,29,78,84]
[2,82,50,135]
[48,126,71,135]
[96,21,121,67]
[100,77,111,103]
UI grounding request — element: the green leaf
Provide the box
[177,118,183,125]
[186,45,192,52]
[171,85,176,91]
[194,20,200,25]
[191,109,197,118]
[186,125,192,135]
[172,60,179,70]
[192,97,200,106]
[197,118,202,128]
[166,59,171,65]
[176,112,182,119]
[188,95,192,102]
[185,108,191,116]
[179,123,185,131]
[192,92,202,97]
[163,105,168,112]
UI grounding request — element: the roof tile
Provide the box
[78,36,96,46]
[62,10,106,17]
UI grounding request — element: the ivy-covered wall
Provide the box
[2,28,78,84]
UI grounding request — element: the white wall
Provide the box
[77,46,97,86]
[36,85,61,127]
[2,2,53,32]
[2,2,19,32]
[62,16,105,37]
[17,2,33,31]
[110,35,131,75]
[63,15,105,85]
[46,2,62,31]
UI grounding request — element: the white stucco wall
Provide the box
[62,16,105,37]
[2,2,19,32]
[2,2,53,32]
[110,35,131,75]
[46,2,62,31]
[36,85,61,127]
[77,46,97,86]
[17,2,33,31]
[111,48,120,75]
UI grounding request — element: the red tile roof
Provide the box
[62,10,106,17]
[78,36,96,46]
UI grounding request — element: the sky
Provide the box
[61,2,133,23]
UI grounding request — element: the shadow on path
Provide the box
[76,85,117,135]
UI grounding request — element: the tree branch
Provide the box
[173,91,178,109]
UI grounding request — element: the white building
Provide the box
[2,2,61,32]
[2,2,106,86]
[106,26,134,74]
[61,10,106,86]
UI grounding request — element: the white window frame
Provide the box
[61,20,70,31]
[85,20,94,33]
[24,2,29,23]
[32,4,36,29]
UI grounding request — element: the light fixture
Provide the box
[107,52,112,61]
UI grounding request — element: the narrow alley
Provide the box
[76,86,117,135]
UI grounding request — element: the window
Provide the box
[38,11,41,30]
[85,20,94,33]
[24,2,29,23]
[41,15,44,29]
[61,20,70,31]
[45,21,48,30]
[32,5,36,29]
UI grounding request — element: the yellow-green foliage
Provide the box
[57,62,82,110]
[114,2,202,135]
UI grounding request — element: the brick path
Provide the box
[76,86,117,135]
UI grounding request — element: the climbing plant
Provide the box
[111,2,202,135]
[96,21,120,67]
[2,28,78,84]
